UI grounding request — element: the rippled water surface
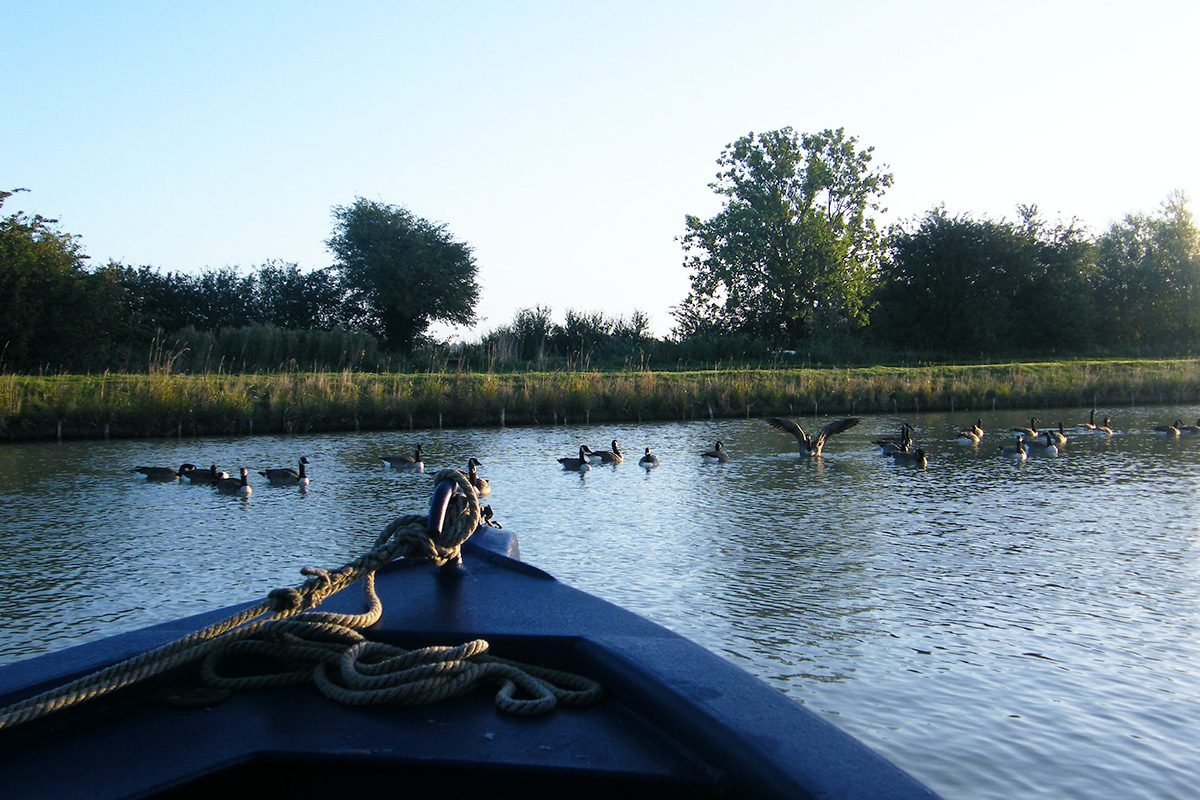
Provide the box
[3,406,1200,800]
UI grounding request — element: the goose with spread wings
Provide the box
[765,416,861,458]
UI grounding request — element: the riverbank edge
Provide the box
[3,359,1199,442]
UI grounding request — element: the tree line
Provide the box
[3,128,1199,374]
[675,127,1200,362]
[0,193,478,372]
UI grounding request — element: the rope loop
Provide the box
[0,478,603,734]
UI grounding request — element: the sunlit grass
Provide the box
[2,358,1198,441]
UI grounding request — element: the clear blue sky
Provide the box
[4,1,1197,339]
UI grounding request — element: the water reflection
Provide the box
[2,406,1200,800]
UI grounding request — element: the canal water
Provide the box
[1,406,1198,800]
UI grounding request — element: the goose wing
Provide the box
[765,417,808,444]
[811,417,861,449]
[261,467,299,480]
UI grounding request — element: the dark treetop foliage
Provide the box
[873,205,1097,355]
[118,261,346,337]
[326,198,480,353]
[1092,191,1200,350]
[6,177,1200,374]
[0,189,129,369]
[675,127,893,346]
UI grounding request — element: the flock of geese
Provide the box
[133,408,1199,496]
[793,408,1197,467]
[556,441,660,472]
[379,446,492,496]
[555,408,1200,472]
[132,449,494,499]
[555,418,868,473]
[133,458,311,496]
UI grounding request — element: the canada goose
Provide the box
[638,447,660,468]
[134,464,190,482]
[482,505,502,528]
[1011,418,1040,439]
[1153,421,1182,437]
[765,416,861,458]
[1025,432,1059,458]
[466,457,490,496]
[216,467,252,496]
[1095,417,1114,436]
[1078,408,1098,432]
[701,442,730,463]
[183,464,228,485]
[1179,418,1200,435]
[955,429,981,445]
[955,420,985,445]
[260,457,309,486]
[873,423,913,456]
[1047,423,1068,447]
[559,446,592,472]
[382,445,424,471]
[890,447,928,468]
[587,440,624,465]
[1001,436,1028,462]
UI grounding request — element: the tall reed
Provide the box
[2,359,1198,441]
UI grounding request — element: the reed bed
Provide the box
[3,359,1199,441]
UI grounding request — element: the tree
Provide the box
[874,205,1097,355]
[0,189,128,370]
[1093,191,1200,351]
[326,198,480,353]
[675,127,893,345]
[252,261,346,331]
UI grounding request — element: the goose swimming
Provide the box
[558,446,593,472]
[260,457,310,486]
[1025,432,1059,458]
[216,467,252,496]
[1153,421,1182,437]
[134,464,191,482]
[1047,423,1068,447]
[1011,418,1040,439]
[955,419,985,445]
[1000,436,1028,462]
[587,440,624,465]
[873,423,913,456]
[638,447,660,468]
[382,445,424,471]
[182,464,227,485]
[890,447,928,468]
[701,442,730,463]
[466,457,491,496]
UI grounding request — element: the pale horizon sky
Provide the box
[4,2,1197,340]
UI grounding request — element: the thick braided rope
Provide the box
[0,469,601,730]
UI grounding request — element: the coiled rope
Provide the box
[0,468,602,732]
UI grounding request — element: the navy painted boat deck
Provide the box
[0,528,941,799]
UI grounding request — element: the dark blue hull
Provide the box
[0,527,939,799]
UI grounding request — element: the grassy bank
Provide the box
[3,359,1200,442]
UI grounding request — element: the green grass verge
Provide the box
[2,359,1198,441]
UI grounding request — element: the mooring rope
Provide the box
[0,468,602,732]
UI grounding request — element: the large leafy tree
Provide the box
[326,198,480,353]
[0,189,128,370]
[874,205,1097,354]
[675,127,893,344]
[1093,191,1200,351]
